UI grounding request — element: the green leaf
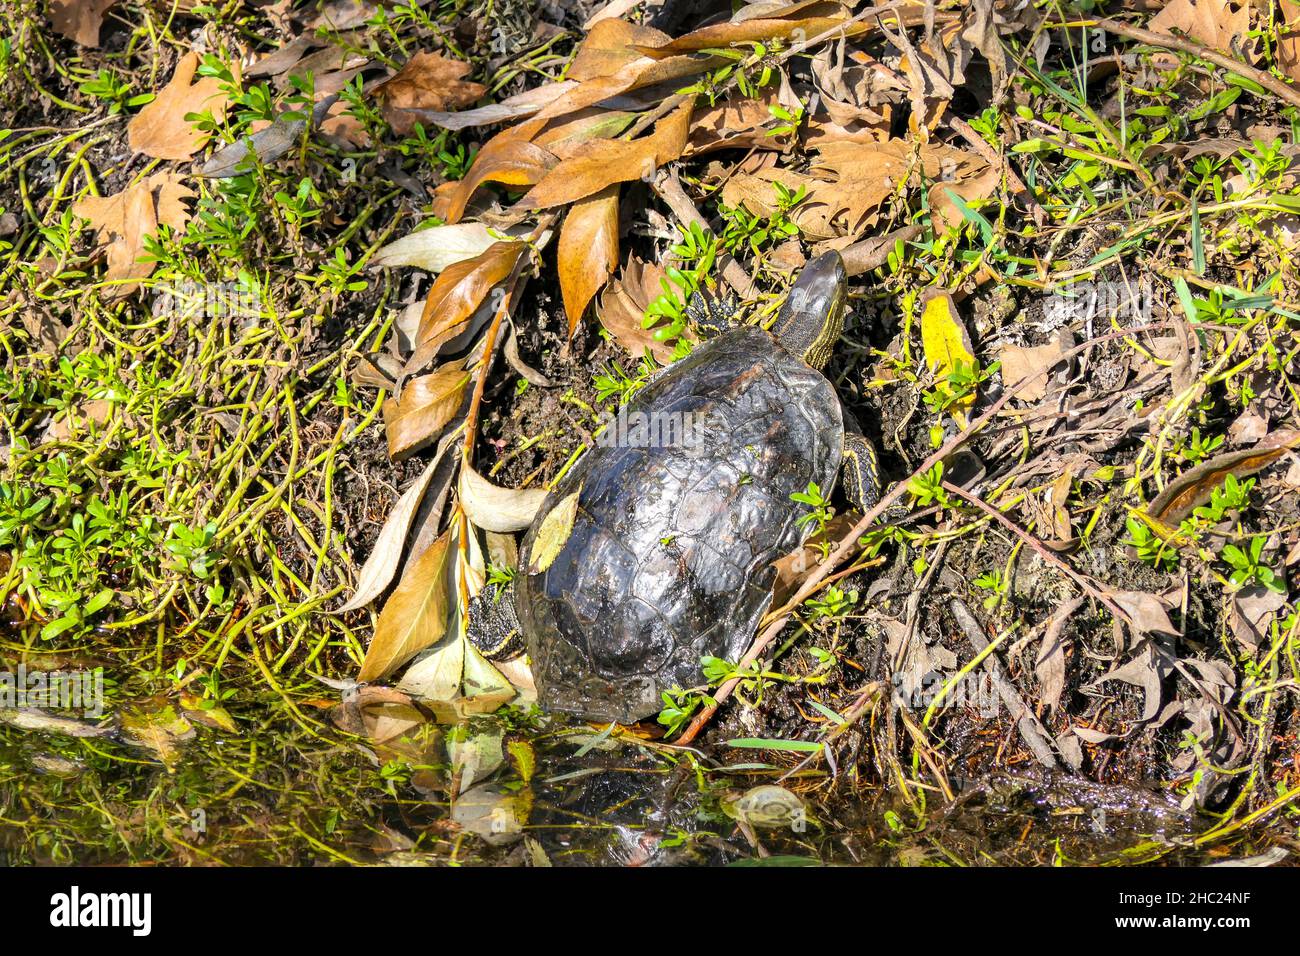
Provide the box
[84,588,114,616]
[1190,198,1204,276]
[944,189,993,245]
[40,616,79,640]
[1173,276,1199,325]
[726,737,823,753]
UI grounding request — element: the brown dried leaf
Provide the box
[596,256,676,363]
[633,15,867,58]
[929,162,999,232]
[374,52,487,136]
[1228,586,1288,653]
[1277,0,1300,84]
[49,0,117,47]
[1089,645,1171,724]
[337,450,450,613]
[1049,469,1073,541]
[407,241,526,373]
[383,362,470,461]
[195,114,305,178]
[358,530,452,683]
[569,18,671,81]
[72,173,195,298]
[1147,431,1300,524]
[533,55,709,123]
[687,86,785,155]
[409,82,579,131]
[534,108,635,161]
[1112,590,1180,638]
[44,399,114,444]
[128,53,230,160]
[246,34,320,79]
[773,514,858,608]
[1036,596,1085,713]
[999,336,1067,403]
[1150,0,1254,58]
[520,98,694,209]
[558,184,620,336]
[320,100,371,148]
[720,140,979,241]
[442,128,557,224]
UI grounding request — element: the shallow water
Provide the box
[3,658,1275,868]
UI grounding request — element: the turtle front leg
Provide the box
[685,289,737,340]
[840,430,881,512]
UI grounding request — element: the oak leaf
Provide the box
[1150,0,1254,59]
[128,52,231,160]
[72,173,195,298]
[49,0,117,48]
[374,52,487,135]
[596,256,677,363]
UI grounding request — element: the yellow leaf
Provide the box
[359,531,452,682]
[527,488,581,574]
[920,291,975,427]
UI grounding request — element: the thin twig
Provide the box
[941,480,1128,622]
[1087,17,1300,111]
[949,597,1064,771]
[940,480,1243,741]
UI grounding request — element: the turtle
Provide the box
[470,251,880,724]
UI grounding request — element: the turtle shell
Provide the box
[516,327,844,723]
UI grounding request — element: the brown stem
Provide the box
[460,215,556,466]
[940,481,1242,741]
[947,115,1047,228]
[941,479,1128,622]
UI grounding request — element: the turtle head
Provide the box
[771,251,848,371]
